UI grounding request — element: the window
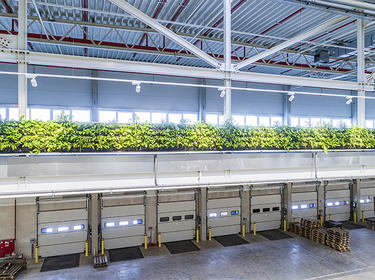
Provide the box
[99,111,116,123]
[300,204,308,209]
[272,207,280,211]
[233,115,245,126]
[231,210,239,215]
[172,216,182,221]
[220,211,228,217]
[151,112,167,124]
[291,117,299,127]
[321,118,331,125]
[343,200,349,205]
[259,116,270,127]
[342,119,352,128]
[367,198,372,203]
[73,224,84,231]
[118,112,133,123]
[135,112,150,123]
[334,201,341,206]
[271,117,283,127]
[310,118,321,127]
[300,118,309,127]
[253,209,260,213]
[184,215,194,220]
[183,113,198,124]
[41,227,53,234]
[263,208,270,212]
[359,199,365,204]
[104,222,115,228]
[8,108,19,120]
[332,119,341,128]
[72,110,90,122]
[366,120,374,128]
[160,217,169,222]
[309,203,316,208]
[208,212,218,218]
[0,108,6,121]
[292,205,298,210]
[218,115,225,125]
[57,226,69,232]
[133,219,143,225]
[326,202,333,207]
[119,221,129,226]
[206,114,218,125]
[246,116,258,126]
[30,108,50,121]
[169,113,182,124]
[53,109,70,120]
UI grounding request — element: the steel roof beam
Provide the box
[108,0,221,69]
[234,16,348,71]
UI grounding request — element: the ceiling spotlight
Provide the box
[346,96,353,105]
[288,92,295,102]
[27,74,38,88]
[218,87,226,98]
[132,81,141,93]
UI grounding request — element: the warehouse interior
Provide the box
[1,0,375,279]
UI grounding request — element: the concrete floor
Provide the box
[18,228,375,280]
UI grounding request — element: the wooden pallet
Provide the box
[94,254,108,269]
[326,228,350,252]
[366,218,375,231]
[0,256,27,280]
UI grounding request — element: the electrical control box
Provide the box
[314,49,330,64]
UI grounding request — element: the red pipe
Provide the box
[166,0,190,29]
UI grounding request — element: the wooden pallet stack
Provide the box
[311,228,327,245]
[326,228,350,252]
[289,221,301,235]
[0,255,27,280]
[94,254,108,269]
[300,219,321,240]
[366,217,375,231]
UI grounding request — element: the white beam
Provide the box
[327,0,375,11]
[17,0,27,120]
[108,0,221,69]
[234,16,347,70]
[224,0,232,122]
[0,51,370,91]
[357,18,365,128]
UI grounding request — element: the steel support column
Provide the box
[224,0,232,122]
[89,193,99,255]
[17,0,27,119]
[198,187,207,241]
[91,70,99,122]
[352,179,361,221]
[357,19,366,128]
[198,79,206,122]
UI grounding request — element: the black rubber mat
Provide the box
[259,230,292,241]
[109,246,144,262]
[342,221,364,230]
[165,240,200,254]
[40,253,80,272]
[214,234,249,247]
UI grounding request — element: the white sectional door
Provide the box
[158,198,196,243]
[291,192,317,221]
[101,196,145,250]
[38,198,88,257]
[251,193,281,231]
[207,197,241,237]
[360,185,375,219]
[325,187,350,221]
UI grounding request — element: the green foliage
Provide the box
[0,120,374,154]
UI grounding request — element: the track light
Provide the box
[26,74,38,87]
[218,87,226,98]
[288,92,295,102]
[346,96,353,105]
[132,81,141,93]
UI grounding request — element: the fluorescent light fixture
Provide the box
[292,205,298,210]
[301,204,308,209]
[57,226,69,232]
[327,202,333,207]
[104,222,115,228]
[209,213,218,218]
[360,199,365,204]
[346,96,353,105]
[288,92,295,102]
[335,201,341,206]
[132,81,141,93]
[73,224,84,231]
[220,211,228,217]
[119,221,129,226]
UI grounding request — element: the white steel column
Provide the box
[224,0,232,122]
[18,0,28,119]
[357,18,366,128]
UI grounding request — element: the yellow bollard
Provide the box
[85,240,88,257]
[158,232,161,248]
[35,246,39,264]
[320,215,323,227]
[101,238,104,255]
[354,211,357,223]
[196,228,199,243]
[293,217,296,223]
[144,234,148,250]
[253,222,256,236]
[329,214,332,221]
[242,224,246,237]
[283,219,287,232]
[208,227,212,241]
[362,211,365,223]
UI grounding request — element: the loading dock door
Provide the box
[360,183,375,219]
[251,187,281,231]
[325,187,350,222]
[291,191,318,221]
[38,198,88,258]
[101,195,145,250]
[207,196,241,237]
[158,192,196,243]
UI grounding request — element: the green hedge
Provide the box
[0,120,375,154]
